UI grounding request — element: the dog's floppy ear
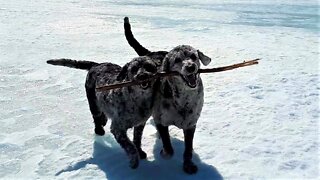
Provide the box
[197,50,211,66]
[162,57,170,72]
[116,63,129,81]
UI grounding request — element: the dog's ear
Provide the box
[162,57,170,72]
[116,63,129,81]
[197,50,211,66]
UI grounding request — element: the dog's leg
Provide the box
[133,123,147,159]
[85,79,107,136]
[183,126,198,174]
[86,90,107,135]
[156,124,174,159]
[111,123,139,169]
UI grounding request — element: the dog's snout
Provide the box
[186,64,196,73]
[137,73,149,80]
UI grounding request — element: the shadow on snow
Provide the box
[56,134,223,180]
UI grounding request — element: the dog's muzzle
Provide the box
[181,73,199,88]
[181,63,199,88]
[136,73,152,89]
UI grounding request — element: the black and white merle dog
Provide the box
[47,57,158,169]
[124,17,211,174]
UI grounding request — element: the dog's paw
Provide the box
[94,127,105,136]
[129,154,139,169]
[160,148,174,159]
[138,150,147,159]
[183,161,198,174]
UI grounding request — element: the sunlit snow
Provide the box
[0,0,319,179]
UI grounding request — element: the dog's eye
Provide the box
[144,63,157,73]
[174,57,182,63]
[130,66,139,74]
[190,54,197,60]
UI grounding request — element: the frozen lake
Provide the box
[0,0,319,179]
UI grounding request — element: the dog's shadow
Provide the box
[56,134,223,180]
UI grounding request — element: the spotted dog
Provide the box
[124,17,211,174]
[47,57,158,169]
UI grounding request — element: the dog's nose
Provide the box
[136,73,149,80]
[186,64,196,73]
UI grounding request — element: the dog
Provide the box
[47,57,159,169]
[124,17,211,174]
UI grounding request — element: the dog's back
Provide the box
[85,62,122,88]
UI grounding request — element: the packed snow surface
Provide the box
[0,0,319,179]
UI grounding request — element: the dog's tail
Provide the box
[124,17,151,56]
[47,59,99,70]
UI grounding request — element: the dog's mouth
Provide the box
[181,73,199,88]
[140,81,150,89]
[135,73,153,90]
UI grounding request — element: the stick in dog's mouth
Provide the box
[181,74,199,88]
[96,58,260,92]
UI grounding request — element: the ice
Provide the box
[0,0,319,179]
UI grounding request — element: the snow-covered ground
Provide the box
[0,0,319,179]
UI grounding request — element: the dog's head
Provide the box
[162,45,211,88]
[117,56,158,90]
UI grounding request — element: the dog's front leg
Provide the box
[156,124,174,159]
[111,124,139,169]
[183,126,198,174]
[133,123,147,159]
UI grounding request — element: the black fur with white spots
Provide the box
[47,56,159,169]
[124,17,211,174]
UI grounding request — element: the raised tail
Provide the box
[47,58,99,70]
[124,17,151,56]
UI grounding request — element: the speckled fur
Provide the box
[153,45,211,174]
[47,57,159,169]
[123,18,212,174]
[154,45,210,129]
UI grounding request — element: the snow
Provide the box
[0,0,319,179]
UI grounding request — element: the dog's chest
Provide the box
[154,82,204,129]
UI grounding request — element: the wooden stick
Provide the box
[96,58,260,92]
[96,71,179,92]
[198,58,260,73]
